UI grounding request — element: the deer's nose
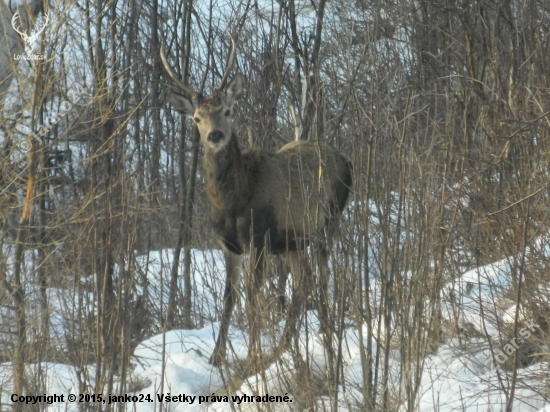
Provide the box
[207,130,224,143]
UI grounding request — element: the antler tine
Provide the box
[34,13,49,36]
[11,11,25,37]
[160,45,197,99]
[218,37,237,90]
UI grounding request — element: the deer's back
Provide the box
[230,140,351,253]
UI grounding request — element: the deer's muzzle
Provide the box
[208,130,224,143]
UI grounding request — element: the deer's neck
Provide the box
[203,133,250,212]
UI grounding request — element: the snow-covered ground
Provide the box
[0,246,548,411]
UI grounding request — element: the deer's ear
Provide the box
[225,74,243,106]
[167,91,195,116]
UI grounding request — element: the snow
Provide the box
[0,245,548,411]
[132,328,228,411]
[441,258,512,337]
[440,238,550,339]
[416,340,548,412]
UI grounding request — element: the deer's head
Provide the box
[11,9,48,50]
[161,39,243,152]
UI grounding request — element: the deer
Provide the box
[160,39,352,367]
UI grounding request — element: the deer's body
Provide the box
[161,41,352,365]
[205,136,351,256]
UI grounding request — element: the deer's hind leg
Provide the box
[316,242,336,378]
[316,241,333,340]
[245,247,266,362]
[314,222,342,392]
[281,250,310,349]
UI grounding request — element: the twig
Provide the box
[487,185,549,216]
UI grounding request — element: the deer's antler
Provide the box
[218,37,237,90]
[11,11,29,42]
[160,45,198,100]
[32,13,49,39]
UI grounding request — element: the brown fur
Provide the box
[162,63,352,365]
[203,133,351,255]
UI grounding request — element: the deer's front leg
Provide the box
[245,248,265,360]
[210,247,242,366]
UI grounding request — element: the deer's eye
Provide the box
[224,110,231,117]
[193,117,200,124]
